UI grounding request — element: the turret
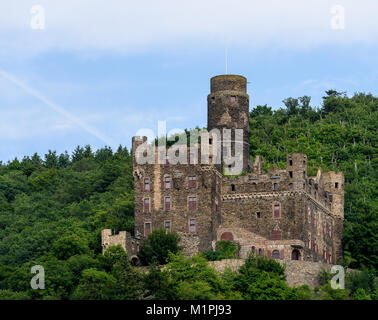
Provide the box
[286,153,307,189]
[207,75,251,173]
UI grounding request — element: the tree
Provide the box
[138,229,181,265]
[71,268,116,300]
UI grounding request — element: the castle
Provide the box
[101,75,344,266]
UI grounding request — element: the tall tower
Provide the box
[207,75,251,173]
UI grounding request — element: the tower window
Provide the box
[256,212,261,218]
[273,183,279,191]
[144,178,150,191]
[335,182,339,189]
[164,196,171,211]
[289,160,293,166]
[143,198,150,213]
[289,183,294,189]
[188,196,197,211]
[209,138,213,145]
[165,221,171,233]
[189,219,196,233]
[165,176,171,189]
[144,222,151,236]
[231,184,235,191]
[273,203,281,219]
[289,171,293,178]
[188,176,197,188]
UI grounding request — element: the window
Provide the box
[335,182,339,189]
[273,203,280,219]
[308,232,311,249]
[323,249,327,260]
[251,246,255,254]
[209,156,213,164]
[189,219,196,233]
[307,207,311,223]
[289,159,293,166]
[303,171,306,178]
[256,212,261,219]
[188,176,197,188]
[209,138,213,145]
[143,198,150,213]
[144,178,150,191]
[289,183,294,189]
[291,249,300,260]
[258,248,262,256]
[271,230,281,240]
[231,184,235,191]
[230,96,236,102]
[329,193,333,202]
[165,176,171,189]
[144,222,151,236]
[273,183,278,191]
[188,196,197,210]
[289,171,293,178]
[164,196,171,211]
[165,221,171,233]
[272,250,280,259]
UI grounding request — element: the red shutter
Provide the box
[150,181,153,192]
[162,178,165,191]
[267,250,271,258]
[280,250,284,260]
[141,182,144,192]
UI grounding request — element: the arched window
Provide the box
[291,249,300,260]
[272,250,280,259]
[251,246,255,254]
[220,232,234,241]
[258,248,262,256]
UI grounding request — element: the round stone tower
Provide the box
[207,75,251,173]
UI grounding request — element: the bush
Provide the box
[202,241,239,261]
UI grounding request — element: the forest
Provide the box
[0,90,376,300]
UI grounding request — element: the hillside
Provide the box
[0,91,376,299]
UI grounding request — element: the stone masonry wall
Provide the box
[209,258,331,288]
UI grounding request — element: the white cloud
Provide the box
[0,0,377,55]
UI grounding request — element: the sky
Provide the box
[0,0,377,162]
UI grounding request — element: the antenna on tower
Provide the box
[225,45,228,74]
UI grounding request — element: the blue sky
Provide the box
[0,0,377,162]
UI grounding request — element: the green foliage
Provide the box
[250,92,378,270]
[138,229,181,265]
[234,255,295,300]
[203,241,239,261]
